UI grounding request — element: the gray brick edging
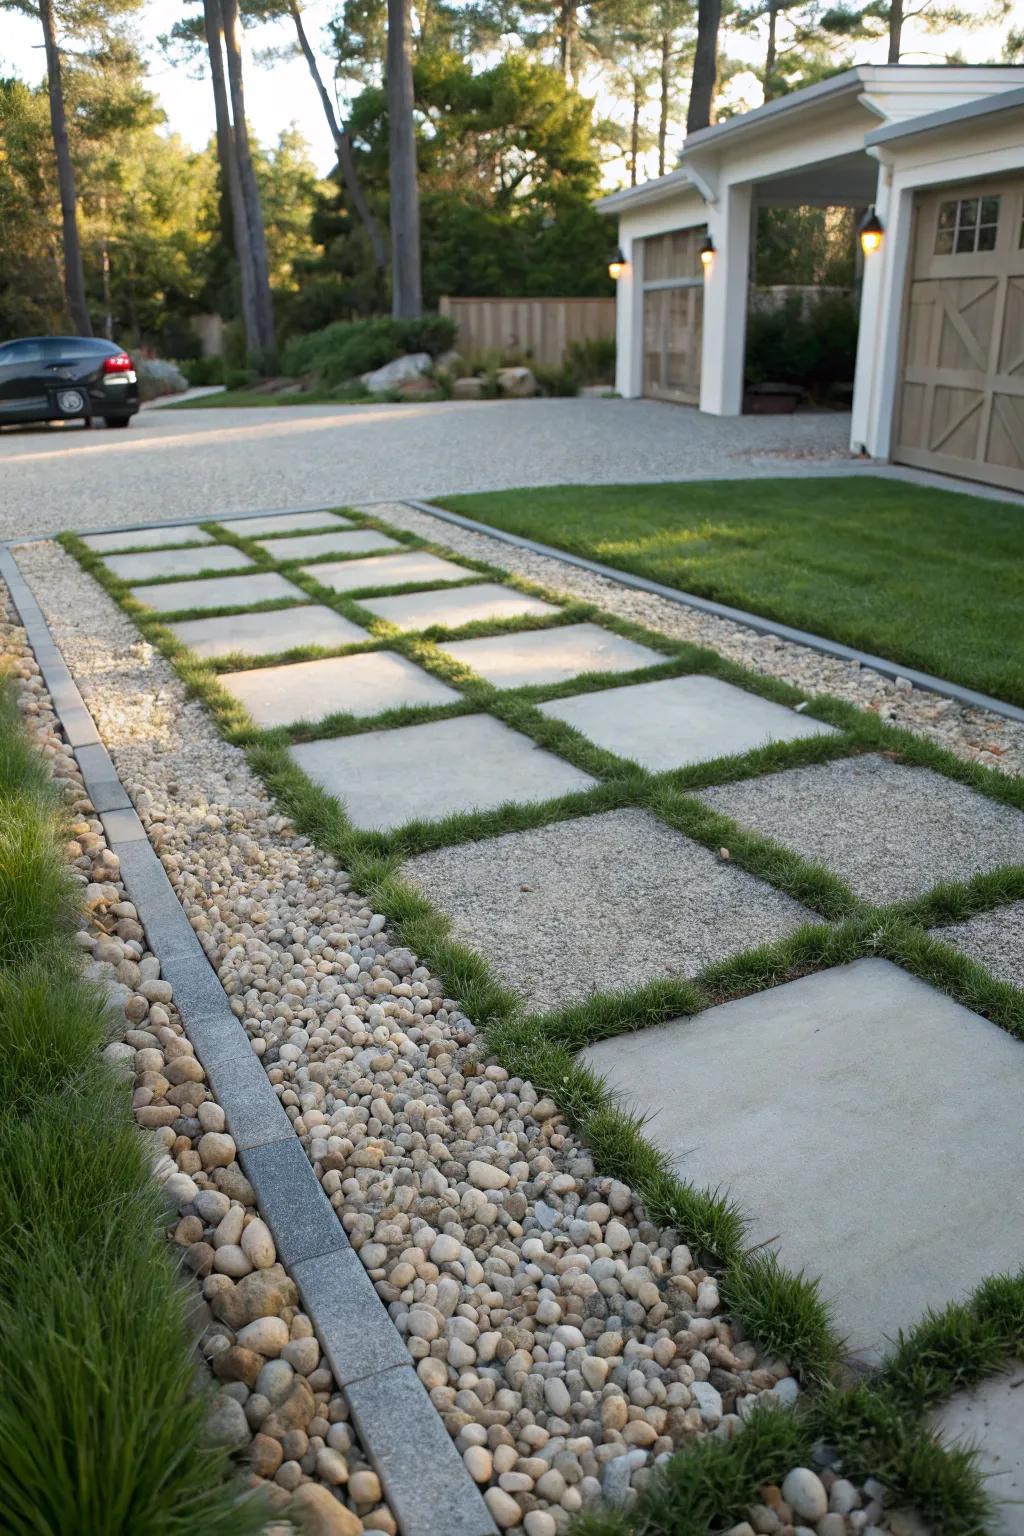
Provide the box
[0,545,497,1536]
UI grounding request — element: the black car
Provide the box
[0,335,140,429]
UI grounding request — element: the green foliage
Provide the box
[534,362,579,396]
[178,356,225,386]
[566,335,616,384]
[755,206,856,286]
[745,291,859,393]
[281,314,456,385]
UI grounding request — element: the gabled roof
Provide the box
[865,82,1024,147]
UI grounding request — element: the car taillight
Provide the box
[103,353,133,373]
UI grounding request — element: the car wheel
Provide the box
[104,416,131,428]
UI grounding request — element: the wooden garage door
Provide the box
[894,177,1024,492]
[642,228,705,404]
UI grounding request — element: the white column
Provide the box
[699,182,753,416]
[850,160,890,455]
[614,230,644,398]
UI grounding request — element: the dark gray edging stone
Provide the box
[401,498,1024,728]
[0,546,498,1536]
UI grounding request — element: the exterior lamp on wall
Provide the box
[608,248,626,280]
[699,234,715,272]
[859,208,884,256]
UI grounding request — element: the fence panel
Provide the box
[439,296,616,369]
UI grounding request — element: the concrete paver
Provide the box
[129,571,305,613]
[166,605,366,661]
[932,1362,1024,1535]
[83,525,213,552]
[583,957,1024,1360]
[220,650,458,729]
[360,582,558,633]
[289,713,595,832]
[304,550,474,594]
[256,529,400,562]
[105,545,254,581]
[442,622,664,689]
[218,511,353,535]
[538,673,837,769]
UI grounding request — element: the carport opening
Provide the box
[744,205,862,414]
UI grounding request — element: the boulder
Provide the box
[361,352,431,392]
[395,373,440,399]
[496,365,538,397]
[453,376,485,400]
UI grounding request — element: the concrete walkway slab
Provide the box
[361,582,558,633]
[166,605,365,661]
[442,622,665,689]
[538,674,837,770]
[405,806,812,1012]
[932,1362,1024,1535]
[290,713,595,832]
[303,550,475,595]
[932,901,1024,990]
[220,650,458,729]
[698,754,1024,903]
[256,529,401,562]
[106,545,254,581]
[583,957,1024,1361]
[83,526,213,552]
[219,511,354,535]
[129,571,305,613]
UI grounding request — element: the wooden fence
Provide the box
[439,296,616,370]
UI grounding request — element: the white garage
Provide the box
[599,67,1024,494]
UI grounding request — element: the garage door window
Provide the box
[935,196,1000,255]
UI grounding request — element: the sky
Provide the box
[0,0,1015,186]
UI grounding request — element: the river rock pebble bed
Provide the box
[1,585,397,1536]
[365,503,1024,778]
[7,541,819,1529]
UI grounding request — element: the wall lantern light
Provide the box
[699,234,715,272]
[859,208,884,256]
[608,247,626,280]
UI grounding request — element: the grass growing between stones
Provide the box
[54,507,1024,1533]
[0,673,264,1536]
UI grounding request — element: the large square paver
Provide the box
[932,1363,1024,1535]
[289,713,594,832]
[698,754,1024,903]
[256,529,401,562]
[166,605,366,661]
[539,674,836,770]
[220,651,459,729]
[361,582,558,633]
[106,545,254,581]
[129,571,305,613]
[931,901,1024,990]
[442,622,664,689]
[583,957,1024,1361]
[219,511,353,536]
[304,551,473,593]
[83,525,212,552]
[405,806,812,1011]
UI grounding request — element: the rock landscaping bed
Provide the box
[0,590,398,1536]
[6,496,1024,1535]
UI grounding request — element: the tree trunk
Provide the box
[764,0,778,99]
[221,0,276,355]
[387,0,422,318]
[287,0,388,271]
[888,0,903,62]
[40,0,91,335]
[630,78,641,186]
[658,31,670,176]
[559,0,577,82]
[686,0,721,135]
[203,0,260,355]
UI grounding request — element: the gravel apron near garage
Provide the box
[6,497,1024,1535]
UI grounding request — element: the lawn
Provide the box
[167,388,378,408]
[437,476,1024,706]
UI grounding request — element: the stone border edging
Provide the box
[0,544,498,1536]
[401,498,1024,728]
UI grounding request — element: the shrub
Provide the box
[178,356,224,387]
[566,335,616,384]
[281,314,457,387]
[534,363,579,397]
[135,359,188,402]
[745,292,858,397]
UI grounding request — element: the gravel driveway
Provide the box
[0,398,853,541]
